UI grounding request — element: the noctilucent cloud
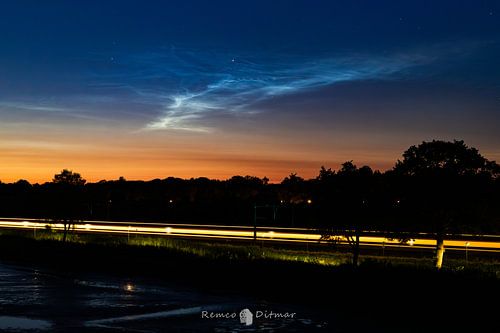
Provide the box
[1,1,500,182]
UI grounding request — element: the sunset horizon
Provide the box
[2,137,498,184]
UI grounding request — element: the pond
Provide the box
[0,262,331,332]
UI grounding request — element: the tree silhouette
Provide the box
[394,140,500,269]
[317,166,335,182]
[318,161,375,266]
[51,169,86,241]
[53,169,86,186]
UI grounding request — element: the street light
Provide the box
[465,242,470,264]
[253,204,257,243]
[107,200,112,220]
[253,204,282,243]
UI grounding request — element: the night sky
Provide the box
[1,0,499,182]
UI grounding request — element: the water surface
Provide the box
[0,262,330,332]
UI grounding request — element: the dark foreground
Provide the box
[0,235,498,332]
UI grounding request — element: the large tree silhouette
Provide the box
[53,169,86,186]
[394,140,499,269]
[51,169,86,241]
[318,161,376,266]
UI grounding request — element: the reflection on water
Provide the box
[0,262,329,332]
[0,316,51,330]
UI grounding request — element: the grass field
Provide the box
[1,228,499,277]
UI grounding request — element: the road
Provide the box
[0,217,499,253]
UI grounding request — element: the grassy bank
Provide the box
[0,229,499,332]
[1,228,499,277]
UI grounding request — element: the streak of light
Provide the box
[0,218,499,252]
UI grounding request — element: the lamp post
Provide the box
[465,241,470,265]
[253,203,283,244]
[253,204,257,244]
[106,200,112,220]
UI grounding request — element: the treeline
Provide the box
[1,140,499,236]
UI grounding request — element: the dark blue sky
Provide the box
[1,1,500,182]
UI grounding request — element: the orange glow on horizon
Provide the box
[0,128,397,183]
[5,121,498,184]
[0,154,395,184]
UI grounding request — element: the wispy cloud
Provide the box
[88,48,435,132]
[0,102,69,113]
[0,99,123,123]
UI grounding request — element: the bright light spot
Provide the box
[268,231,275,238]
[307,199,312,204]
[22,221,30,226]
[84,224,91,230]
[124,283,134,292]
[165,227,172,234]
[408,239,415,246]
[465,242,470,247]
[169,199,173,203]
